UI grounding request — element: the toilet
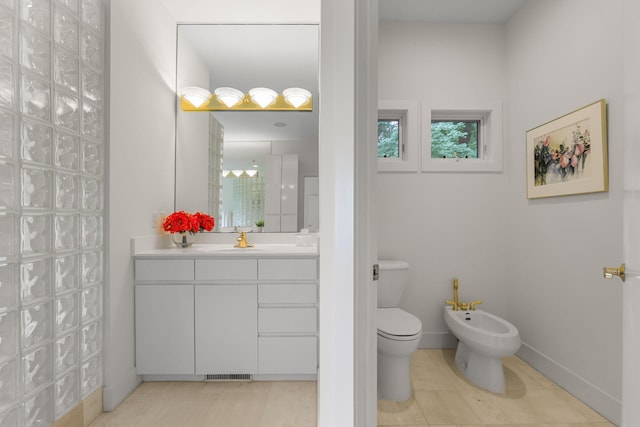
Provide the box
[377,260,422,401]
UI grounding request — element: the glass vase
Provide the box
[171,232,196,248]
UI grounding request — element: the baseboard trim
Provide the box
[51,387,103,427]
[102,368,141,411]
[517,342,621,426]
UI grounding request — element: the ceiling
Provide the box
[379,0,526,23]
[177,1,526,144]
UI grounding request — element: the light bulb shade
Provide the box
[249,87,278,108]
[283,87,312,108]
[181,86,211,108]
[214,87,244,108]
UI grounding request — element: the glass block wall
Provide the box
[0,0,105,425]
[231,177,265,228]
[207,114,222,224]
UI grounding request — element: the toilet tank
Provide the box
[377,260,409,308]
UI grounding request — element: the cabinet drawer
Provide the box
[258,258,317,281]
[135,259,194,281]
[195,258,257,281]
[259,307,316,333]
[258,284,316,304]
[259,336,317,374]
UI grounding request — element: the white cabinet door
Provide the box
[135,259,194,281]
[264,155,282,232]
[195,258,257,281]
[280,154,298,232]
[259,336,317,374]
[259,307,317,333]
[194,284,257,374]
[258,258,317,281]
[135,284,194,374]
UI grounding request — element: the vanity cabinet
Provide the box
[135,284,195,374]
[258,258,318,374]
[134,254,317,379]
[194,258,258,375]
[134,259,194,375]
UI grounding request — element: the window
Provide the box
[378,118,401,159]
[378,100,419,172]
[431,119,481,159]
[422,102,502,172]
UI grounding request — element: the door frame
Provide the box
[622,0,640,424]
[317,0,378,425]
[354,0,379,425]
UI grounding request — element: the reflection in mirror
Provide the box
[175,24,319,232]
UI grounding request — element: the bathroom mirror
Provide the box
[175,24,319,232]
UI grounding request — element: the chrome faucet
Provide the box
[234,231,254,248]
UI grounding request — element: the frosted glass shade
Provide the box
[180,86,211,108]
[249,87,277,108]
[214,87,244,108]
[283,87,312,108]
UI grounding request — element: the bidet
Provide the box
[444,306,521,393]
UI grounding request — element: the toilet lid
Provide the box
[377,308,422,337]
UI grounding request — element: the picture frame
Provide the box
[526,99,608,199]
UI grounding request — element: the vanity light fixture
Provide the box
[223,169,260,178]
[180,86,313,111]
[249,87,278,108]
[180,86,211,108]
[214,87,244,108]
[283,87,312,108]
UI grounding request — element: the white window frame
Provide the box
[422,101,503,172]
[378,100,419,172]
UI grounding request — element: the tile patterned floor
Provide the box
[89,349,615,427]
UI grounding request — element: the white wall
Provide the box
[506,0,623,423]
[377,22,510,347]
[107,0,177,410]
[175,32,210,213]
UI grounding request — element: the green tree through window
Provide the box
[431,120,479,159]
[378,119,400,158]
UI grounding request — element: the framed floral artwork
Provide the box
[526,99,608,199]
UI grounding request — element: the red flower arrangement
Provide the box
[162,211,215,234]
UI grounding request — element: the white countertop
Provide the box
[134,243,318,258]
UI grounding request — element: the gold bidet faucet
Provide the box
[234,231,254,248]
[445,278,460,311]
[444,278,483,311]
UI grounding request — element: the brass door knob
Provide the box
[603,263,625,282]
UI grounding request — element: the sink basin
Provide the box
[192,244,317,256]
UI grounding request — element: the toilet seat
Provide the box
[377,308,422,341]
